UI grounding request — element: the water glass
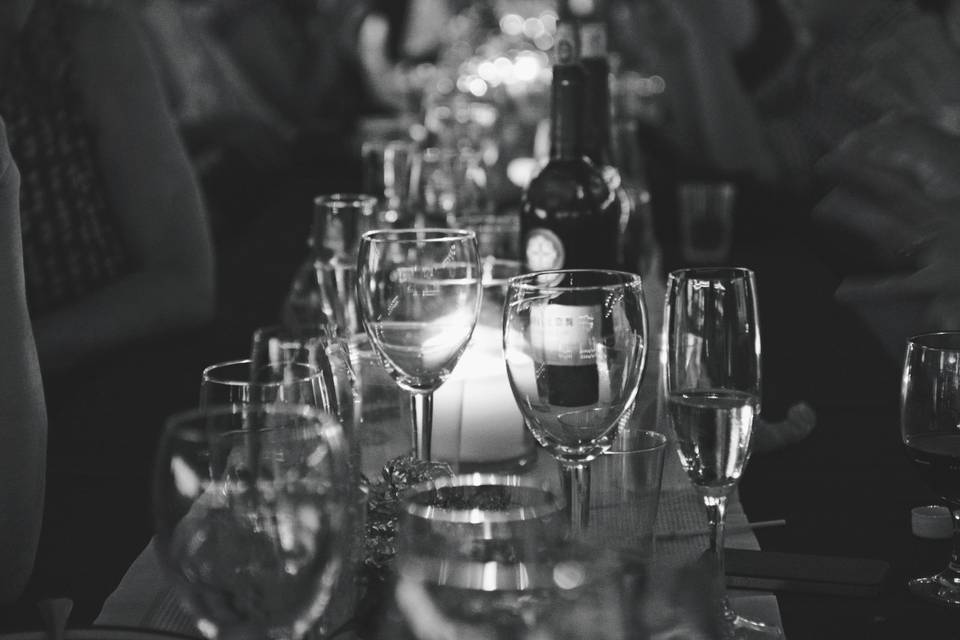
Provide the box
[360,139,416,228]
[394,474,627,640]
[153,404,350,640]
[587,429,667,562]
[199,359,329,410]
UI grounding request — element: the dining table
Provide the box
[7,140,960,639]
[93,262,785,637]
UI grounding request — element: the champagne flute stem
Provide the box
[559,461,591,534]
[410,391,433,461]
[703,493,730,607]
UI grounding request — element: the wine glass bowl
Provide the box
[503,269,647,530]
[153,404,350,640]
[901,331,960,605]
[357,228,482,462]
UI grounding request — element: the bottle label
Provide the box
[530,304,599,366]
[580,23,607,58]
[554,23,578,65]
[525,227,565,271]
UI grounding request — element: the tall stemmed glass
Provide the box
[901,331,960,605]
[153,403,350,640]
[503,270,648,532]
[356,228,482,462]
[662,267,779,638]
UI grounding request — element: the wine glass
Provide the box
[200,359,329,410]
[661,267,780,638]
[153,403,350,640]
[356,228,482,463]
[503,269,648,532]
[901,331,960,605]
[394,474,627,639]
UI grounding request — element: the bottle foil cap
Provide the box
[911,505,953,539]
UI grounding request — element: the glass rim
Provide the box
[603,430,668,456]
[253,323,335,342]
[402,473,563,524]
[507,269,642,292]
[313,193,378,210]
[907,331,960,351]
[361,228,477,243]
[668,266,754,281]
[201,358,321,387]
[161,402,340,441]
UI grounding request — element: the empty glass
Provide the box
[251,325,356,461]
[199,359,329,411]
[503,270,648,532]
[411,147,491,228]
[153,404,350,640]
[356,229,482,465]
[361,139,416,228]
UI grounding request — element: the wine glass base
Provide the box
[722,605,784,639]
[908,575,960,607]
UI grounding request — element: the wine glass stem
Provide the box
[704,493,729,599]
[410,391,433,461]
[560,461,591,534]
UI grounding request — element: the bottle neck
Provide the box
[550,63,586,161]
[580,21,612,166]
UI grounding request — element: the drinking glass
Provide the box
[503,270,648,532]
[360,139,416,227]
[411,147,491,228]
[199,359,328,410]
[153,403,350,640]
[251,325,354,432]
[662,267,780,638]
[394,474,627,639]
[901,331,960,605]
[356,229,482,463]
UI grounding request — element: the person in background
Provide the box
[0,117,46,607]
[814,115,960,357]
[612,0,960,194]
[0,0,214,623]
[0,0,215,373]
[139,0,386,230]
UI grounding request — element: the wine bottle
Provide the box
[570,0,659,277]
[519,19,619,272]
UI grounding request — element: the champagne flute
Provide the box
[503,269,648,532]
[662,267,780,638]
[901,331,960,605]
[356,228,482,463]
[153,403,350,640]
